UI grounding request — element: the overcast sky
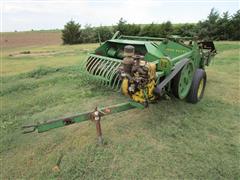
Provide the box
[1,0,239,32]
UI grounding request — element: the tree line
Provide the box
[62,9,240,44]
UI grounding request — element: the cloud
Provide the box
[2,0,239,32]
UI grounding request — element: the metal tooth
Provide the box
[101,67,108,86]
[108,64,121,88]
[107,63,120,80]
[84,57,97,81]
[82,55,123,90]
[88,57,100,74]
[102,60,116,86]
[99,59,119,88]
[99,61,109,86]
[88,57,98,71]
[96,58,109,85]
[85,56,94,69]
[85,57,96,73]
[111,73,120,89]
[89,58,100,75]
[103,59,113,74]
[94,59,106,76]
[110,65,121,89]
[115,76,122,90]
[107,67,117,88]
[91,58,109,86]
[96,58,108,74]
[103,60,115,78]
[101,59,118,86]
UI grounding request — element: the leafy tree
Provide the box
[196,8,240,40]
[114,18,128,34]
[125,24,141,36]
[216,11,230,40]
[80,24,96,43]
[229,10,240,40]
[61,9,240,44]
[62,20,81,44]
[140,22,173,37]
[114,18,141,36]
[159,21,173,36]
[139,23,154,36]
[95,26,113,42]
[173,24,196,37]
[139,23,161,37]
[197,8,220,40]
[208,8,220,24]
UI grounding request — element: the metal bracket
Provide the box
[154,58,190,96]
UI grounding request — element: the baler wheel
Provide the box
[187,69,207,103]
[172,62,194,99]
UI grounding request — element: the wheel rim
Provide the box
[178,63,194,99]
[197,79,204,99]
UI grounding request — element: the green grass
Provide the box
[2,43,98,75]
[0,41,240,179]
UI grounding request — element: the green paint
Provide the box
[29,102,139,133]
[86,34,215,90]
[23,33,216,134]
[178,62,194,99]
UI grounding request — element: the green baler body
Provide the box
[83,33,216,89]
[92,35,214,75]
[95,39,191,62]
[22,34,216,134]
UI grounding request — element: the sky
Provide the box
[1,0,239,32]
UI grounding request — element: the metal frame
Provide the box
[22,102,144,134]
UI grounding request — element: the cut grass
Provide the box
[1,43,98,75]
[0,41,239,179]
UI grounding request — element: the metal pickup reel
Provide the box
[79,54,122,90]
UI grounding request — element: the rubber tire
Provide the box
[187,69,207,104]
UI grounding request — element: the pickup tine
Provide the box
[82,54,122,89]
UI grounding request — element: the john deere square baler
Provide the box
[23,32,216,144]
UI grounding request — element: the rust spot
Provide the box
[63,118,74,125]
[104,108,111,113]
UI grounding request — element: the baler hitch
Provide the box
[22,102,144,142]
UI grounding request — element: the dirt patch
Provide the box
[8,50,76,58]
[9,50,56,57]
[2,31,62,49]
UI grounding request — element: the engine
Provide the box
[119,45,157,106]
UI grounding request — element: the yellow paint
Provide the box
[148,63,156,78]
[132,90,145,103]
[131,79,156,103]
[121,78,129,96]
[197,79,204,99]
[121,61,157,103]
[160,58,171,69]
[147,80,156,100]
